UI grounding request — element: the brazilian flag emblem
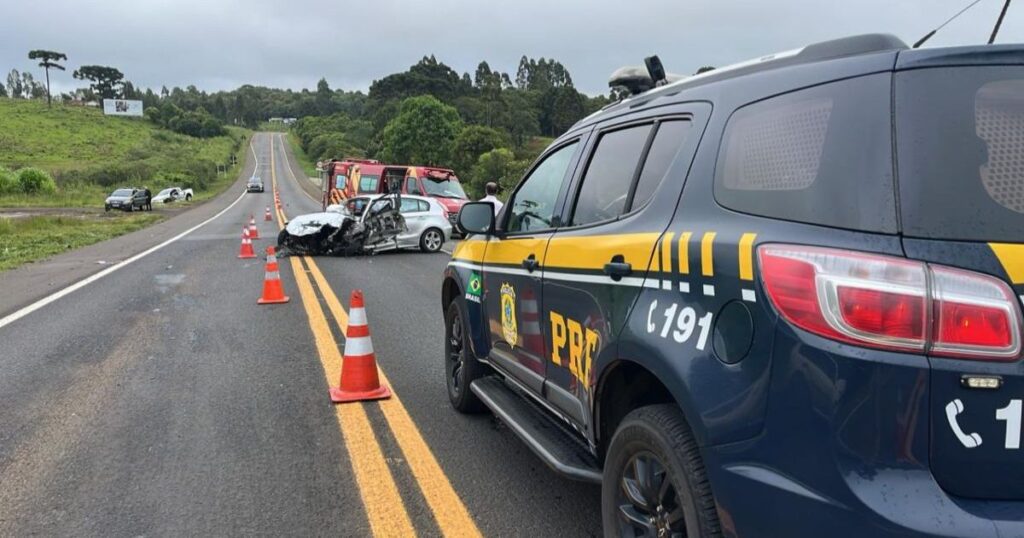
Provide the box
[468,272,482,296]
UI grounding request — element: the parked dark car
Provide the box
[104,188,148,212]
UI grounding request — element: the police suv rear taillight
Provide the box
[758,245,1023,360]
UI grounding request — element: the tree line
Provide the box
[3,49,707,197]
[292,55,619,198]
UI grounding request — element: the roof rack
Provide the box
[606,33,908,103]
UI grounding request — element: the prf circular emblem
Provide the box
[500,282,518,347]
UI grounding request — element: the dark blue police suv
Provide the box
[442,34,1024,537]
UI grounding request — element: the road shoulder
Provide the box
[0,158,256,319]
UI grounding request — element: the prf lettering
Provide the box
[549,311,598,388]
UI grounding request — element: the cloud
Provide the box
[3,0,1019,96]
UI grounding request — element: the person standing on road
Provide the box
[480,182,503,215]
[144,187,152,211]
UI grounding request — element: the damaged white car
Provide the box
[276,193,451,256]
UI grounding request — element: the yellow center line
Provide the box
[305,260,483,538]
[271,136,416,537]
[272,134,481,538]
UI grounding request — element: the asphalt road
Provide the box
[0,132,601,536]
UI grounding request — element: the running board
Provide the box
[471,376,602,484]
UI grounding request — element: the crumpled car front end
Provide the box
[276,197,407,257]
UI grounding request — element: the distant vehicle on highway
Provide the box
[104,188,149,212]
[247,176,264,193]
[152,187,193,204]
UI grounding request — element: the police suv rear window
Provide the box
[896,67,1024,242]
[714,74,897,233]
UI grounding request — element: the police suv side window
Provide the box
[571,124,652,226]
[505,141,579,233]
[630,120,691,211]
[714,73,896,232]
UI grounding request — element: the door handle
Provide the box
[522,255,539,272]
[603,256,632,281]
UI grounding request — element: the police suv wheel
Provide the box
[602,405,720,538]
[445,301,485,413]
[420,228,444,253]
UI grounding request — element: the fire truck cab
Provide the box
[319,158,380,209]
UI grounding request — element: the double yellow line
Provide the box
[269,136,481,537]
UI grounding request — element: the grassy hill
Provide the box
[0,98,252,272]
[0,98,248,207]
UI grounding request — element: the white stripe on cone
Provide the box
[349,307,367,327]
[345,335,374,356]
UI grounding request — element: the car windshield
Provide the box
[367,198,394,214]
[157,189,174,196]
[422,178,466,199]
[112,189,133,196]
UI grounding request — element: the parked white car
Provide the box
[152,187,193,204]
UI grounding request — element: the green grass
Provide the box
[286,132,318,178]
[0,213,164,271]
[0,99,250,208]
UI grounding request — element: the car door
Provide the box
[542,108,708,430]
[481,137,586,393]
[397,198,428,247]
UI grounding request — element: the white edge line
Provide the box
[0,183,250,331]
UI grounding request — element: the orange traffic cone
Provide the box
[257,246,290,304]
[265,206,273,221]
[248,214,260,240]
[330,290,391,403]
[238,226,256,259]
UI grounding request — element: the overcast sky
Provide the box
[3,0,1021,97]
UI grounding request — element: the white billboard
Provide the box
[102,99,144,117]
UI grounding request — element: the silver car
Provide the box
[337,194,452,253]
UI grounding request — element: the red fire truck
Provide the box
[318,158,380,209]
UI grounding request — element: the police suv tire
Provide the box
[185,194,192,201]
[602,405,721,538]
[445,301,485,413]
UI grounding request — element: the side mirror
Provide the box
[458,202,495,236]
